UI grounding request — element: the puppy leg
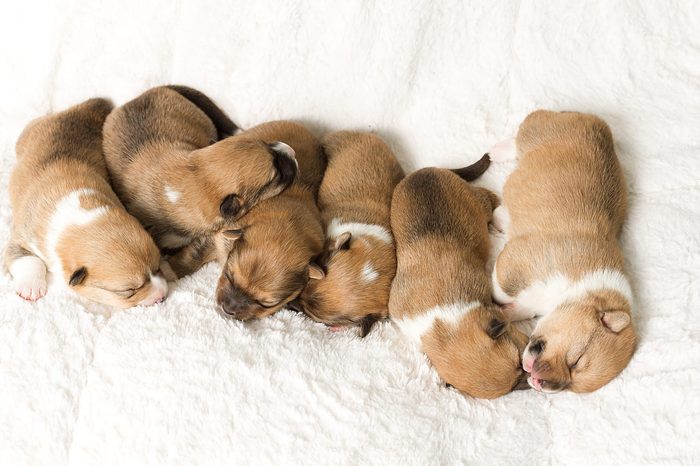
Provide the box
[487,137,517,162]
[6,241,47,301]
[166,237,217,278]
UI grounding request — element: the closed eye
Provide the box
[569,354,583,371]
[257,299,280,309]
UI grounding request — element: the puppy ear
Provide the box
[69,266,88,286]
[359,313,380,338]
[486,318,507,339]
[308,263,325,280]
[219,194,241,217]
[222,229,243,241]
[600,310,630,333]
[333,232,352,251]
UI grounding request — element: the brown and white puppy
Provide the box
[103,85,298,276]
[213,121,326,320]
[490,110,636,393]
[389,160,530,399]
[6,98,167,308]
[292,131,405,336]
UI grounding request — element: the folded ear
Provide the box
[69,266,87,286]
[308,263,325,280]
[333,232,352,251]
[486,318,507,340]
[600,310,631,333]
[221,229,243,242]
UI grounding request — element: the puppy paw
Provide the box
[159,259,178,282]
[487,137,517,162]
[491,205,510,234]
[15,278,47,301]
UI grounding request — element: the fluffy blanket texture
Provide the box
[1,1,699,464]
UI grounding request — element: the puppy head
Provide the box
[215,215,324,321]
[522,290,636,393]
[294,232,393,336]
[424,305,530,399]
[191,137,298,223]
[58,211,167,309]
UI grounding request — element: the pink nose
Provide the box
[155,296,165,304]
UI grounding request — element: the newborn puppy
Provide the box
[390,161,529,399]
[491,110,636,393]
[103,85,298,276]
[6,98,167,308]
[293,131,405,336]
[214,121,326,320]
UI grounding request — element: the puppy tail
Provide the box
[165,85,238,139]
[451,153,491,182]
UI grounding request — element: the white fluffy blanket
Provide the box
[1,1,699,464]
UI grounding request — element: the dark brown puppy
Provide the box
[213,121,326,320]
[390,160,529,399]
[103,85,298,276]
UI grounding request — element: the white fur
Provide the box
[270,141,296,159]
[45,189,109,281]
[491,205,510,236]
[360,262,378,282]
[487,137,517,162]
[10,256,47,300]
[512,268,633,320]
[164,186,181,203]
[137,273,168,306]
[326,219,392,245]
[394,301,481,344]
[491,261,515,305]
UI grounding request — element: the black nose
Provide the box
[529,339,545,355]
[270,144,298,186]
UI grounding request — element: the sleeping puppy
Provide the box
[389,160,529,399]
[6,98,167,308]
[491,110,636,393]
[214,121,327,320]
[103,85,298,276]
[293,131,405,336]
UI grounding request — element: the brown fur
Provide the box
[494,110,636,393]
[103,86,298,276]
[295,131,405,336]
[213,121,327,320]
[389,167,529,399]
[6,98,166,308]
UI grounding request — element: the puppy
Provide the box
[491,110,636,393]
[214,121,326,320]
[6,98,167,308]
[292,131,405,336]
[103,85,298,276]
[389,159,529,399]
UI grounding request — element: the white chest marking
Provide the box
[164,186,181,203]
[514,268,633,318]
[326,219,392,244]
[46,189,109,281]
[394,301,481,344]
[361,262,378,283]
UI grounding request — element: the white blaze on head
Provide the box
[361,262,378,283]
[46,189,109,281]
[138,273,168,306]
[164,186,181,203]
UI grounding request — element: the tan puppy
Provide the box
[292,131,405,336]
[390,161,529,399]
[212,121,326,320]
[103,85,298,276]
[490,110,636,393]
[6,98,167,308]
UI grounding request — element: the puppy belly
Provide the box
[10,256,48,301]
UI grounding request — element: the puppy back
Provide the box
[163,85,237,139]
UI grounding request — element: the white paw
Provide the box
[491,205,510,234]
[10,256,48,302]
[15,277,48,301]
[488,137,517,162]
